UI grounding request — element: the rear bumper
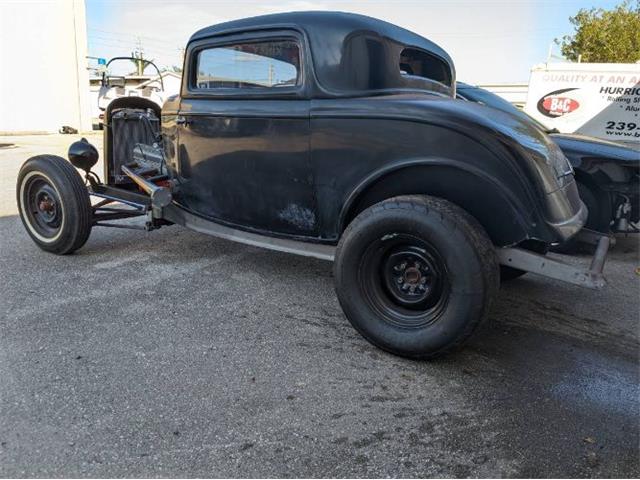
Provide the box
[544,178,588,241]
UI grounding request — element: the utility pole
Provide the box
[132,37,145,75]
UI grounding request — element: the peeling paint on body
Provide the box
[278,203,316,230]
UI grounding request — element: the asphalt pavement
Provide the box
[0,134,638,477]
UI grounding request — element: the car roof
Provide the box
[189,11,455,98]
[190,11,449,56]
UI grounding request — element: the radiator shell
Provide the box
[110,108,159,183]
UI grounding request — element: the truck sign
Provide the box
[525,63,640,145]
[537,88,580,117]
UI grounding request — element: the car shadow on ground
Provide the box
[3,212,637,372]
[76,217,639,414]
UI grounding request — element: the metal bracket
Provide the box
[574,228,616,247]
[90,184,151,210]
[496,235,610,289]
[121,165,172,208]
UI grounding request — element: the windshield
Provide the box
[458,86,552,132]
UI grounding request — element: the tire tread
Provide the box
[17,155,92,254]
[335,194,499,359]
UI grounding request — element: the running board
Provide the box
[161,204,336,261]
[496,235,610,289]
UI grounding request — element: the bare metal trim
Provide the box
[161,204,336,261]
[574,228,616,247]
[496,236,610,289]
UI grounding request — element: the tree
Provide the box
[556,0,640,63]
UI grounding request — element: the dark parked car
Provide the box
[456,82,639,235]
[16,12,610,359]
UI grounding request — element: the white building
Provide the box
[478,83,529,108]
[0,0,92,134]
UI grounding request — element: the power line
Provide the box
[87,39,182,60]
[87,34,181,54]
[87,26,182,47]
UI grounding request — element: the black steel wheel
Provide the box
[359,236,450,328]
[335,195,499,359]
[17,155,92,254]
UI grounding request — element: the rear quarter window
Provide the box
[399,47,452,86]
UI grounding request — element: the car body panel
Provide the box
[456,82,640,173]
[188,11,455,99]
[308,94,577,245]
[550,133,639,168]
[175,99,317,236]
[457,81,639,228]
[123,12,586,247]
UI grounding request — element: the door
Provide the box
[176,35,317,237]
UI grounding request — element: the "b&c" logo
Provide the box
[536,88,580,118]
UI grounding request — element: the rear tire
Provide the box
[17,155,92,254]
[334,195,499,359]
[500,265,527,282]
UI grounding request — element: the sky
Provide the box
[86,0,622,84]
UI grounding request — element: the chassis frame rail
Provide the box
[496,234,610,289]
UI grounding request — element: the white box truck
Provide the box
[524,63,640,146]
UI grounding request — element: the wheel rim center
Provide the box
[403,267,421,284]
[360,235,451,324]
[381,246,444,309]
[25,177,62,236]
[39,196,55,214]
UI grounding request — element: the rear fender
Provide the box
[339,158,536,246]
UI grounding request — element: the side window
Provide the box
[194,40,301,90]
[399,48,452,86]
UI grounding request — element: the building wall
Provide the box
[478,83,529,108]
[0,0,91,134]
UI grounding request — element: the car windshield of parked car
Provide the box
[399,48,452,86]
[458,86,553,132]
[195,40,300,89]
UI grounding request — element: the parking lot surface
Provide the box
[1,135,638,477]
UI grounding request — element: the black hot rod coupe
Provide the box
[17,12,610,359]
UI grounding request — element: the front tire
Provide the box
[334,195,498,359]
[17,155,92,254]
